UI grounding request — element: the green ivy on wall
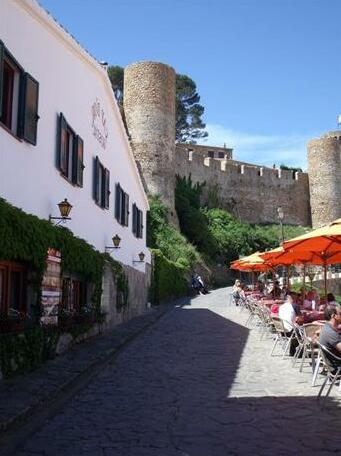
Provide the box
[150,249,187,304]
[0,198,131,376]
[0,198,105,316]
[104,253,129,310]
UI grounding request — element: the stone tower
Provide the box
[307,131,341,227]
[124,61,177,224]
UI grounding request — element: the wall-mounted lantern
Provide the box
[105,234,121,252]
[133,251,145,264]
[49,198,72,226]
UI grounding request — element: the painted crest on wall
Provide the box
[91,98,108,149]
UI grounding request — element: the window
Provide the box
[115,183,129,226]
[57,113,84,186]
[0,261,26,316]
[62,277,86,313]
[132,203,143,238]
[93,156,110,208]
[218,151,225,159]
[207,151,214,158]
[0,41,39,144]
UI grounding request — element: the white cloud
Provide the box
[198,124,313,170]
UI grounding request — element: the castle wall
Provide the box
[175,148,311,226]
[307,132,341,227]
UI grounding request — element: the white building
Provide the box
[0,0,150,325]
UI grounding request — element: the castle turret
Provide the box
[124,61,177,224]
[307,131,341,227]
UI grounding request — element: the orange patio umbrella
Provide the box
[230,252,272,287]
[230,252,268,270]
[281,218,341,297]
[283,218,341,253]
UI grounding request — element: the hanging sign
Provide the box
[40,248,62,325]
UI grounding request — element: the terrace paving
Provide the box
[2,287,341,455]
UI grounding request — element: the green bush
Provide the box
[175,175,219,256]
[147,195,204,302]
[174,175,309,266]
[204,208,308,264]
[147,194,201,270]
[150,249,187,304]
[0,326,59,377]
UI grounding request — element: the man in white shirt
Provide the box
[279,294,296,332]
[279,293,300,356]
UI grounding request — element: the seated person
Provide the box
[319,305,341,368]
[289,292,302,317]
[311,289,320,309]
[279,293,297,332]
[280,285,289,300]
[256,280,264,293]
[232,280,245,305]
[303,290,314,310]
[270,280,281,299]
[278,293,300,355]
[326,293,338,307]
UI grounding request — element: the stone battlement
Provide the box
[178,151,308,182]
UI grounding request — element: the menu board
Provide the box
[40,248,62,325]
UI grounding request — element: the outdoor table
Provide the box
[261,299,284,308]
[301,310,324,324]
[245,291,263,297]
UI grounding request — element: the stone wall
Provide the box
[307,131,341,228]
[101,261,151,331]
[175,148,311,226]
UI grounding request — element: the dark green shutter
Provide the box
[93,156,100,203]
[58,113,68,175]
[0,41,4,117]
[124,193,129,226]
[74,135,84,187]
[22,73,39,145]
[120,191,125,225]
[132,203,137,235]
[115,184,121,220]
[138,209,144,238]
[104,168,110,209]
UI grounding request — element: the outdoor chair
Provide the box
[228,291,234,306]
[316,342,341,402]
[291,324,305,367]
[261,305,275,339]
[245,299,257,326]
[270,317,295,358]
[299,324,320,374]
[238,295,247,312]
[255,304,274,340]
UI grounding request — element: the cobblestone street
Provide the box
[10,288,341,455]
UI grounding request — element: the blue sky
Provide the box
[39,0,341,170]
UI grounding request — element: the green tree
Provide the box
[175,74,208,143]
[280,164,303,173]
[175,175,218,256]
[108,65,124,105]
